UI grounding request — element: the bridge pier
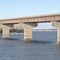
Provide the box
[52,21,60,45]
[0,24,10,39]
[57,28,60,45]
[14,23,33,41]
[19,23,33,41]
[24,27,32,41]
[2,27,10,39]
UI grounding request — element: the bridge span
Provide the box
[0,14,60,24]
[0,13,60,46]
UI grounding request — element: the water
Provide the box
[0,31,60,60]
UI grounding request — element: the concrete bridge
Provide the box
[0,14,60,45]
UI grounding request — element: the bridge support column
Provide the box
[52,21,60,46]
[24,28,32,41]
[2,27,10,39]
[16,23,33,41]
[57,28,60,45]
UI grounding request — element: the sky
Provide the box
[0,0,60,29]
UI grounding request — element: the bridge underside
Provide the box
[0,22,60,46]
[0,23,37,41]
[0,14,60,46]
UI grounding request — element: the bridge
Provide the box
[0,13,60,45]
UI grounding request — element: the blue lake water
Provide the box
[0,31,60,60]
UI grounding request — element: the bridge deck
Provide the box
[0,14,60,24]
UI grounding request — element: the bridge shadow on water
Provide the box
[2,37,54,44]
[26,40,54,44]
[32,40,53,44]
[2,38,19,41]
